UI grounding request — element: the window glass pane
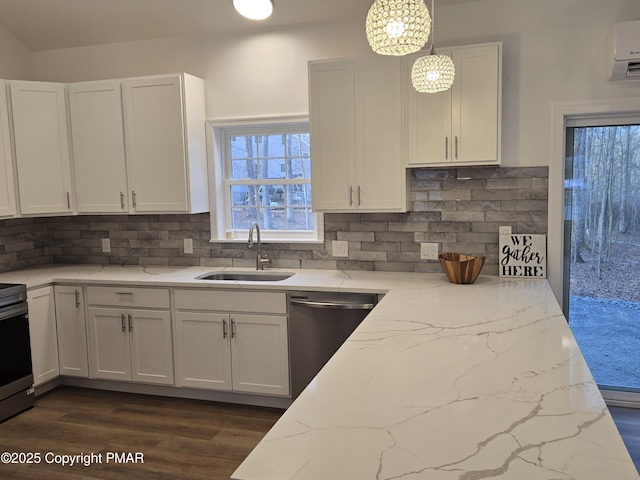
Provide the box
[257,134,285,158]
[287,133,310,157]
[231,207,259,229]
[257,158,286,179]
[230,159,258,180]
[287,158,311,179]
[230,135,258,160]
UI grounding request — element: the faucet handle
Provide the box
[259,255,272,269]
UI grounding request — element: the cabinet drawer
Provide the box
[174,289,287,314]
[87,286,170,309]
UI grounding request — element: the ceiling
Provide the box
[0,0,478,52]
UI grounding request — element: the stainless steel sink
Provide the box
[196,271,294,282]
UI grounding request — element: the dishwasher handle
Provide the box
[290,298,375,310]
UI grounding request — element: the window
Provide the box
[210,119,323,242]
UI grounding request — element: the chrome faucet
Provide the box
[248,223,271,270]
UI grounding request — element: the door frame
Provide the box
[549,97,640,407]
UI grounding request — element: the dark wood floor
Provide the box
[0,388,638,479]
[610,406,640,474]
[0,387,283,480]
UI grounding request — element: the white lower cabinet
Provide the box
[174,290,290,397]
[86,287,174,385]
[54,286,88,377]
[27,286,60,386]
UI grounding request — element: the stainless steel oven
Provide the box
[0,283,34,422]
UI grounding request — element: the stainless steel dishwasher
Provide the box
[288,291,378,398]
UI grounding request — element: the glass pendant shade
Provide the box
[233,0,274,20]
[365,0,431,56]
[411,53,455,93]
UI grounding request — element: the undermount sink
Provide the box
[196,271,294,282]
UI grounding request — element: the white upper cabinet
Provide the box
[407,43,502,166]
[10,81,74,215]
[310,56,407,212]
[0,80,16,218]
[68,80,129,213]
[121,74,209,214]
[67,73,208,215]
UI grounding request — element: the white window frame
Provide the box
[207,116,323,243]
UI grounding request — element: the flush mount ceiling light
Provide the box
[411,0,455,92]
[233,0,274,21]
[365,0,431,56]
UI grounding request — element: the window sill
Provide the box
[209,237,324,245]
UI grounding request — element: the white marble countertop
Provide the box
[0,265,636,479]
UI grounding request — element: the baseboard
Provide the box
[58,377,293,409]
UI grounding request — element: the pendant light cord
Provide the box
[430,0,436,55]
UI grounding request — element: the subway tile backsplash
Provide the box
[0,167,548,275]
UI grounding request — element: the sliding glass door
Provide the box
[564,122,640,394]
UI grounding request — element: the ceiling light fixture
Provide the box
[233,0,274,21]
[365,0,431,56]
[411,0,455,92]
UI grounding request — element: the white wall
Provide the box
[0,25,35,79]
[33,0,640,168]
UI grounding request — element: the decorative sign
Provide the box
[499,234,546,278]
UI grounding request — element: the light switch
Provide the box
[101,238,110,253]
[499,226,512,235]
[184,238,193,254]
[420,243,439,260]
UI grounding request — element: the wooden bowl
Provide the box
[438,252,486,284]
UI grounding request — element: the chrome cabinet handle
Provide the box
[231,319,236,339]
[121,314,126,332]
[349,186,354,206]
[223,319,228,339]
[66,192,71,209]
[455,136,458,159]
[128,314,133,332]
[120,191,125,210]
[445,137,449,159]
[115,291,133,296]
[357,186,362,206]
[132,191,137,209]
[74,290,80,309]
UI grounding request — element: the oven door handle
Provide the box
[0,303,28,322]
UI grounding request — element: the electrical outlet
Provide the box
[184,238,193,254]
[420,242,439,260]
[101,238,110,253]
[332,240,349,258]
[499,225,512,235]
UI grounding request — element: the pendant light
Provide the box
[411,0,455,92]
[365,0,431,56]
[233,0,274,21]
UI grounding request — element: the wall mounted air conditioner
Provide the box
[610,20,640,80]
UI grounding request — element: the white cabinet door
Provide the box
[453,45,500,164]
[309,60,355,211]
[231,314,289,397]
[309,57,406,212]
[87,307,131,381]
[174,311,232,390]
[27,286,60,386]
[54,286,88,377]
[354,56,406,210]
[129,309,174,385]
[407,43,501,166]
[0,80,16,218]
[123,75,193,213]
[10,81,73,215]
[68,80,129,213]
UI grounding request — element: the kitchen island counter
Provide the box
[231,278,639,479]
[0,265,636,479]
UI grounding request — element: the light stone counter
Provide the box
[0,265,636,479]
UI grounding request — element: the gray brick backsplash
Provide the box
[0,167,548,275]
